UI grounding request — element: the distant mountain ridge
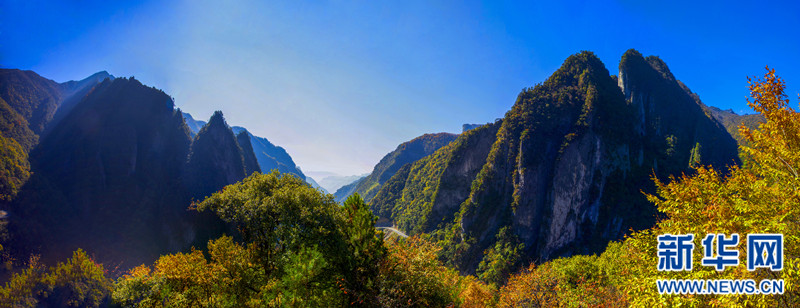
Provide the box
[333,132,458,203]
[462,124,482,133]
[318,174,365,195]
[181,112,206,136]
[706,106,765,145]
[182,112,306,181]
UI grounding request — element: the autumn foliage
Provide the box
[495,67,800,307]
[2,68,798,307]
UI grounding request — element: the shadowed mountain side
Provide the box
[237,131,261,176]
[184,111,247,201]
[4,78,260,269]
[8,77,194,267]
[0,69,112,202]
[45,71,115,137]
[706,106,765,146]
[183,112,305,181]
[0,69,64,136]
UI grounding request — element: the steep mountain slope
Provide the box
[0,98,33,200]
[232,126,306,180]
[0,69,110,201]
[46,71,114,133]
[617,49,739,171]
[0,96,37,152]
[707,106,765,145]
[184,111,247,200]
[370,121,500,230]
[182,113,306,181]
[333,132,458,203]
[0,135,28,201]
[182,112,207,136]
[8,77,194,266]
[0,69,64,136]
[371,50,741,274]
[236,131,261,176]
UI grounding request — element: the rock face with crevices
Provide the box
[371,50,740,274]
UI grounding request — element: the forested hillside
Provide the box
[333,132,458,203]
[370,50,741,280]
[0,69,111,201]
[707,106,765,145]
[0,76,270,270]
[0,53,790,307]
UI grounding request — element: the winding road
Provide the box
[376,227,408,239]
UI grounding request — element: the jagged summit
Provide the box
[207,110,227,127]
[185,111,247,200]
[370,50,741,275]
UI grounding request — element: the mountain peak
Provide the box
[463,124,482,133]
[207,110,228,128]
[88,70,113,81]
[619,49,675,83]
[559,51,606,75]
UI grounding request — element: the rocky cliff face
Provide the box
[370,121,499,233]
[457,52,640,269]
[334,132,458,203]
[371,50,741,274]
[617,49,739,172]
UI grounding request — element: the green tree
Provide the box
[688,142,702,167]
[339,194,386,305]
[477,227,524,286]
[0,250,111,308]
[113,171,495,307]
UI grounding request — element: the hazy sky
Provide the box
[2,0,799,175]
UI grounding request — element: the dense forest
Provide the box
[0,52,796,307]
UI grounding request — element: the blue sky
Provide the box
[2,0,799,176]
